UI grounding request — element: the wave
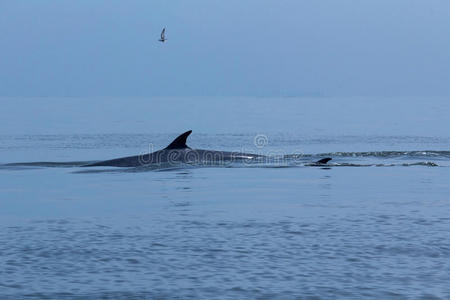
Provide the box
[70,161,440,173]
[1,150,448,171]
[317,150,450,159]
[0,161,96,168]
[325,161,439,167]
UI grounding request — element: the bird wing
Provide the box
[161,28,165,39]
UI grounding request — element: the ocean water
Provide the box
[1,97,450,299]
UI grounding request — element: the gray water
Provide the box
[1,97,450,299]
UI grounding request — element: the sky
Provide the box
[0,0,449,97]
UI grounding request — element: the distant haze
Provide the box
[1,0,449,97]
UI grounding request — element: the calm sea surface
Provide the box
[1,97,450,299]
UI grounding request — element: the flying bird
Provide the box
[159,28,166,42]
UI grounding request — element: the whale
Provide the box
[82,130,331,168]
[83,130,262,167]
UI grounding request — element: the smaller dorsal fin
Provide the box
[165,130,192,149]
[316,157,332,164]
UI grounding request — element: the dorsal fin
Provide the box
[316,157,332,164]
[165,130,192,149]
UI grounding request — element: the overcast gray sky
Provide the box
[1,0,449,97]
